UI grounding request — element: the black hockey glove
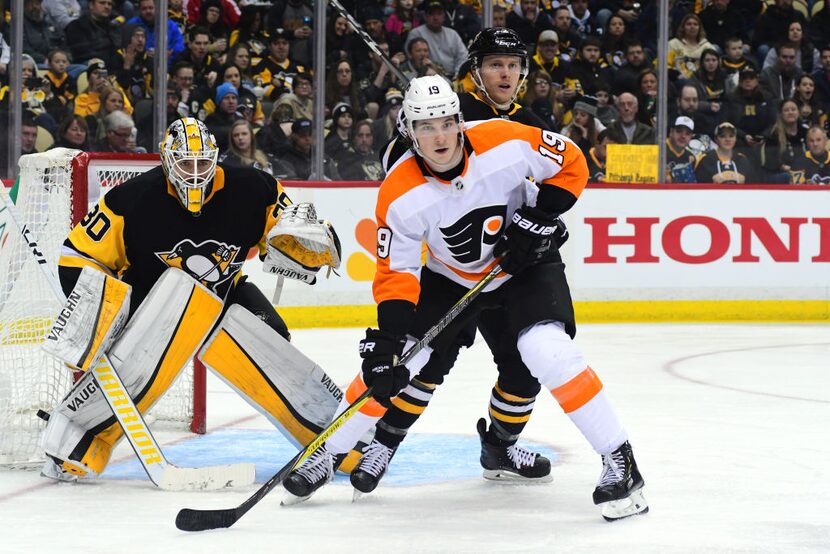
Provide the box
[359,328,409,402]
[494,205,560,275]
[552,216,569,248]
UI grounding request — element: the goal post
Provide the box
[0,149,206,466]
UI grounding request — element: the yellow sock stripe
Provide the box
[494,382,534,404]
[390,396,427,415]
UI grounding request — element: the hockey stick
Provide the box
[175,262,504,531]
[329,0,410,86]
[0,191,255,491]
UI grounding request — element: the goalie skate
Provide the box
[593,441,648,521]
[477,418,552,483]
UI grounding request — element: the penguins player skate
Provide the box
[284,76,648,521]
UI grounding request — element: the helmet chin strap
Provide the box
[471,64,528,112]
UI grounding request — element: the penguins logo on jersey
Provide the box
[156,239,244,292]
[439,205,506,264]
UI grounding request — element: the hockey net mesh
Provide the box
[0,149,199,466]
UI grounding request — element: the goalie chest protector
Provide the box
[65,164,289,305]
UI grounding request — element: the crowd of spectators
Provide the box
[1,0,829,183]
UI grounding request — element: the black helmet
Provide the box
[468,28,528,65]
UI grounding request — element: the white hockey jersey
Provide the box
[374,118,589,306]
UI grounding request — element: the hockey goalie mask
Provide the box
[403,75,464,162]
[160,118,219,214]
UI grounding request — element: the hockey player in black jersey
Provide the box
[40,118,353,484]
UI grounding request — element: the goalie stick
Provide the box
[0,191,255,491]
[175,262,504,531]
[329,0,410,86]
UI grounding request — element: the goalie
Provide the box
[40,117,348,483]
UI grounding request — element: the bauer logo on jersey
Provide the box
[439,205,506,264]
[155,239,244,292]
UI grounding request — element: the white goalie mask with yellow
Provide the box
[160,118,219,214]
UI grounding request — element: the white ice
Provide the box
[1,323,828,553]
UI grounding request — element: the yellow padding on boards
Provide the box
[274,301,830,329]
[96,283,223,454]
[201,329,320,446]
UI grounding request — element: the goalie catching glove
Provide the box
[263,203,342,284]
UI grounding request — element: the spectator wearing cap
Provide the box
[274,0,314,68]
[22,0,65,65]
[385,0,421,49]
[405,1,468,78]
[725,66,774,151]
[127,0,185,61]
[759,43,804,103]
[606,92,656,144]
[74,59,134,117]
[114,23,152,103]
[612,40,650,96]
[812,47,830,108]
[187,0,241,28]
[506,0,554,47]
[64,0,121,68]
[282,118,339,181]
[43,0,81,31]
[695,121,756,183]
[252,28,305,101]
[790,126,830,184]
[273,71,314,125]
[95,110,140,153]
[336,119,384,181]
[529,30,572,97]
[751,0,806,63]
[665,116,698,183]
[372,89,404,147]
[214,63,264,127]
[324,102,354,159]
[173,26,222,90]
[760,98,808,183]
[568,36,613,96]
[586,128,615,182]
[205,82,242,151]
[562,95,603,152]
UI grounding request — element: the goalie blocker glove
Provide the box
[358,328,408,402]
[494,205,563,275]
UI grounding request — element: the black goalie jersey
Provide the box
[58,164,290,307]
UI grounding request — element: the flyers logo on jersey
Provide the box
[156,239,244,293]
[440,205,506,264]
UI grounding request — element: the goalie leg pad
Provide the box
[42,265,131,371]
[199,305,343,447]
[40,268,224,477]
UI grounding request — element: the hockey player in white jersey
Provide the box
[283,76,648,521]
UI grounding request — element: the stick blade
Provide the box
[175,507,239,532]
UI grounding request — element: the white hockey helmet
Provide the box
[160,117,219,214]
[402,75,464,158]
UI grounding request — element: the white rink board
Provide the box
[247,184,830,305]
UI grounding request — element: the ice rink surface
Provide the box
[1,323,828,553]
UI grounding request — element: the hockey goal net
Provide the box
[0,149,206,466]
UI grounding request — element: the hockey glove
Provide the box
[494,205,560,275]
[359,328,409,402]
[552,216,569,248]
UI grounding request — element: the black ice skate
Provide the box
[593,441,648,521]
[282,446,340,505]
[477,418,552,483]
[350,439,397,497]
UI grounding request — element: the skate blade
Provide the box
[600,489,649,521]
[352,489,364,502]
[482,469,553,484]
[280,491,313,507]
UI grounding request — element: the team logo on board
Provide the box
[439,205,506,263]
[156,239,244,293]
